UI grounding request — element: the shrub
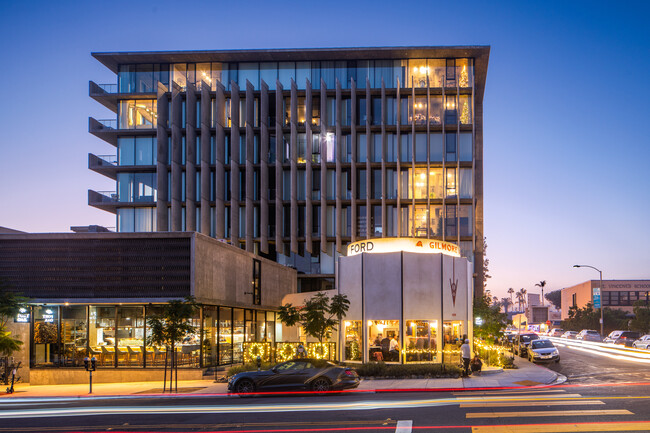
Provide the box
[227,362,276,377]
[353,362,461,378]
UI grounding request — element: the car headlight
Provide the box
[533,351,541,357]
[551,350,559,356]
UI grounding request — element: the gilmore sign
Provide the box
[347,238,460,257]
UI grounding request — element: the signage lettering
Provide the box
[347,238,460,257]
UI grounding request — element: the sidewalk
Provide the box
[1,358,563,399]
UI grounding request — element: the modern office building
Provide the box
[561,280,650,320]
[88,46,490,296]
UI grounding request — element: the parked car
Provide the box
[514,333,540,357]
[228,359,359,394]
[528,339,560,364]
[548,328,565,337]
[576,329,602,342]
[603,331,641,347]
[503,333,518,349]
[561,331,578,339]
[632,335,650,350]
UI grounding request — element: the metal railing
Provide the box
[96,119,117,129]
[95,191,118,202]
[96,155,117,165]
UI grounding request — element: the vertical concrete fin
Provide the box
[245,80,255,252]
[200,81,211,236]
[215,82,226,239]
[230,81,241,245]
[274,81,284,253]
[380,79,387,239]
[260,80,270,254]
[170,82,183,232]
[290,80,298,254]
[350,78,357,242]
[156,81,169,232]
[365,78,371,240]
[320,79,327,253]
[335,79,343,253]
[304,79,313,255]
[185,81,197,232]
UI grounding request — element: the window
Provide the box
[446,168,456,198]
[430,133,442,162]
[371,134,382,162]
[446,133,457,162]
[357,98,367,125]
[253,259,261,305]
[405,320,438,363]
[445,205,457,237]
[386,134,397,162]
[459,133,472,161]
[343,321,362,361]
[371,97,382,125]
[415,133,427,162]
[118,100,157,129]
[372,169,382,199]
[368,320,400,362]
[117,173,157,202]
[459,169,472,198]
[357,134,367,162]
[372,205,382,236]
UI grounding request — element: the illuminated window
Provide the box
[405,320,438,363]
[118,100,157,129]
[368,320,400,362]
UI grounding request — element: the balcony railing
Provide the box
[96,155,117,165]
[96,119,117,129]
[95,191,118,203]
[97,83,117,93]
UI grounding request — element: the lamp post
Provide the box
[573,264,604,337]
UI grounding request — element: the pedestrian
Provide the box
[470,354,482,375]
[460,339,471,377]
[296,343,306,358]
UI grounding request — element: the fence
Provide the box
[242,342,337,364]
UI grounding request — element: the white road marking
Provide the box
[395,419,413,432]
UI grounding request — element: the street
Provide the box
[2,344,650,433]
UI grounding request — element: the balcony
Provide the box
[88,189,118,213]
[88,153,117,180]
[89,80,157,112]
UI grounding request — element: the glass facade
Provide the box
[29,304,280,369]
[368,320,400,363]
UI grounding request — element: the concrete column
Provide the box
[290,80,298,254]
[245,81,255,252]
[200,81,211,236]
[304,80,313,255]
[335,79,343,253]
[156,81,169,232]
[215,82,226,239]
[380,79,387,239]
[396,78,402,237]
[426,75,431,239]
[170,82,183,232]
[230,81,241,245]
[365,79,371,240]
[260,80,270,254]
[320,79,327,252]
[185,81,197,232]
[274,81,284,253]
[350,78,357,242]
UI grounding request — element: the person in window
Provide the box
[389,336,400,362]
[380,335,391,361]
[373,333,383,347]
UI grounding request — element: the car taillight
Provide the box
[345,370,357,376]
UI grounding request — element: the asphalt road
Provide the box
[3,346,650,433]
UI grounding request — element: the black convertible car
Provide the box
[228,359,360,394]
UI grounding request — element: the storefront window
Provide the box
[219,307,233,365]
[33,306,59,367]
[368,320,400,363]
[443,321,464,365]
[89,306,116,367]
[203,307,218,367]
[404,320,438,363]
[116,307,144,367]
[343,321,362,361]
[233,309,245,363]
[179,310,201,368]
[60,306,87,367]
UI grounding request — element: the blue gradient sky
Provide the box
[0,0,648,298]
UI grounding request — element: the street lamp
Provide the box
[573,264,604,337]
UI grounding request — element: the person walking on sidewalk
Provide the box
[460,339,471,377]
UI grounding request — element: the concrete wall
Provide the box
[4,321,30,383]
[193,233,297,310]
[29,368,203,386]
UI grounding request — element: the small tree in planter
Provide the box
[146,297,199,393]
[278,293,349,358]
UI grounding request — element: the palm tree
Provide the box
[507,288,515,307]
[501,297,512,314]
[518,288,527,311]
[515,291,524,311]
[535,280,547,306]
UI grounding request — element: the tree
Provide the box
[0,282,28,358]
[146,297,199,393]
[515,291,524,312]
[535,281,547,306]
[277,293,350,348]
[545,290,562,309]
[517,288,527,311]
[630,300,650,333]
[501,297,512,314]
[482,237,491,295]
[507,288,515,308]
[473,293,507,343]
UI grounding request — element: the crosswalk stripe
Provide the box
[460,400,604,408]
[395,419,412,433]
[471,421,650,432]
[466,409,633,418]
[456,389,567,396]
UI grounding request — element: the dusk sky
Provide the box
[1,0,648,300]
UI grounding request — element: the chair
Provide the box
[144,346,155,366]
[116,346,129,366]
[127,346,142,366]
[101,346,115,366]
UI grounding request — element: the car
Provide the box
[548,328,564,337]
[632,335,650,350]
[528,339,560,364]
[603,331,641,347]
[561,331,578,339]
[503,333,518,349]
[227,359,360,394]
[576,329,602,342]
[514,333,540,357]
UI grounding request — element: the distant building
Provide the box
[561,280,650,320]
